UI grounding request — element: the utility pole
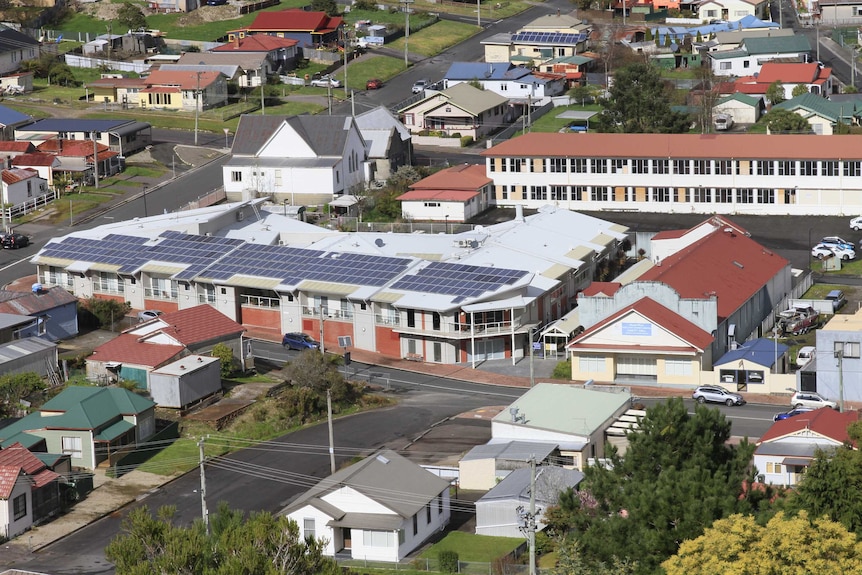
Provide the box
[343,27,349,97]
[477,0,481,27]
[199,438,209,534]
[528,326,535,387]
[92,132,99,189]
[319,306,327,354]
[327,389,336,474]
[194,71,201,145]
[517,457,538,575]
[260,66,265,115]
[836,348,845,412]
[400,0,414,67]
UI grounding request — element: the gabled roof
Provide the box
[17,119,134,133]
[569,297,715,352]
[758,408,861,446]
[0,104,30,128]
[715,337,789,368]
[715,92,762,107]
[175,52,266,71]
[36,139,115,160]
[408,164,490,192]
[438,83,509,115]
[478,466,584,505]
[0,286,78,315]
[247,9,343,33]
[88,334,184,368]
[139,304,246,345]
[638,222,787,321]
[756,61,823,84]
[0,465,22,499]
[0,141,33,153]
[1,168,37,184]
[231,114,290,155]
[741,34,811,55]
[0,28,39,53]
[12,153,59,167]
[145,70,223,90]
[86,77,146,89]
[581,281,621,297]
[232,114,356,158]
[212,34,298,51]
[355,106,411,142]
[0,442,59,490]
[283,449,449,519]
[774,92,860,123]
[397,189,480,202]
[444,62,532,81]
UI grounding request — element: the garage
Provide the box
[615,355,657,381]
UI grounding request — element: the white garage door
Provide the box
[616,356,657,376]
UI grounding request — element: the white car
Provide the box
[851,216,862,231]
[791,391,837,410]
[796,346,815,367]
[812,242,855,260]
[310,76,341,88]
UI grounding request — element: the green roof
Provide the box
[493,383,631,435]
[742,35,811,55]
[0,431,43,449]
[546,55,594,65]
[95,419,135,441]
[510,55,533,62]
[774,92,861,123]
[717,93,761,107]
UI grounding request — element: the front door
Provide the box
[342,527,352,550]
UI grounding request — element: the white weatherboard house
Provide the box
[282,449,451,562]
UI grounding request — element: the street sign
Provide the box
[532,342,542,350]
[338,336,352,348]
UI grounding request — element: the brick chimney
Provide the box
[234,35,240,49]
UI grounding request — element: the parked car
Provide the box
[790,391,837,409]
[713,113,734,131]
[692,385,746,406]
[411,79,429,94]
[773,407,816,422]
[365,78,384,90]
[310,76,341,88]
[825,289,847,312]
[812,242,855,260]
[811,244,837,260]
[137,309,163,322]
[776,306,820,336]
[850,215,862,231]
[206,0,227,5]
[796,346,815,366]
[820,236,855,251]
[282,332,320,350]
[2,232,29,249]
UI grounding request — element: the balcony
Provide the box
[242,294,280,309]
[375,314,401,326]
[144,287,178,301]
[395,320,524,338]
[302,307,354,320]
[198,293,216,304]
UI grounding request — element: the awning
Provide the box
[95,419,135,442]
[66,260,91,273]
[566,245,593,261]
[33,256,73,267]
[327,512,403,530]
[329,195,358,207]
[228,275,281,290]
[298,280,356,295]
[541,263,571,280]
[140,263,185,275]
[90,263,122,273]
[372,292,404,303]
[782,457,812,466]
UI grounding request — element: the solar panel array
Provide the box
[152,231,244,280]
[391,261,527,302]
[511,31,588,45]
[199,244,412,287]
[40,234,150,272]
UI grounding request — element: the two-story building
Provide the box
[443,62,567,105]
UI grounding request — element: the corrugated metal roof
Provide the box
[140,263,185,275]
[227,275,281,289]
[461,440,557,462]
[371,291,404,303]
[297,280,356,295]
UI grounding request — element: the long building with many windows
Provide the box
[481,133,862,215]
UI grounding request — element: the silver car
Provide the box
[692,385,745,406]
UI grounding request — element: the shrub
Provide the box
[439,550,459,573]
[451,132,461,138]
[551,359,571,379]
[211,343,235,377]
[460,135,474,147]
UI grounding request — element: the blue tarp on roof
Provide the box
[0,104,30,127]
[715,338,789,368]
[655,16,779,44]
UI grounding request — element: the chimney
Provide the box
[234,35,240,49]
[515,204,525,222]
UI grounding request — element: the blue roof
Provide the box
[655,16,779,43]
[715,338,789,368]
[17,118,133,132]
[445,62,532,81]
[0,104,30,127]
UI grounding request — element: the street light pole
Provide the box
[142,184,148,217]
[194,71,201,145]
[260,66,266,115]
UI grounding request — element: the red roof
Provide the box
[213,35,298,52]
[409,164,491,191]
[90,334,184,368]
[397,189,480,202]
[756,62,822,84]
[247,9,343,33]
[651,229,686,241]
[0,141,33,153]
[581,282,622,297]
[87,77,146,89]
[758,408,861,445]
[1,167,37,184]
[0,465,22,499]
[143,304,246,346]
[12,152,58,167]
[36,140,118,161]
[0,442,59,490]
[481,132,862,160]
[638,219,788,321]
[568,297,714,351]
[145,70,222,90]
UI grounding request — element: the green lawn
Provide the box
[528,103,603,134]
[802,283,854,299]
[388,20,480,57]
[420,531,522,563]
[341,54,407,91]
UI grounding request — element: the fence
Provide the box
[179,188,226,212]
[8,190,59,220]
[332,217,473,234]
[238,0,280,14]
[64,54,150,74]
[488,101,554,144]
[757,272,814,338]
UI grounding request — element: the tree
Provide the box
[759,108,811,133]
[283,349,343,392]
[310,0,339,16]
[569,398,756,573]
[792,84,810,98]
[596,62,691,133]
[211,342,235,377]
[117,3,147,31]
[662,511,862,575]
[81,297,131,329]
[0,372,45,417]
[105,503,342,575]
[765,80,786,105]
[553,538,639,575]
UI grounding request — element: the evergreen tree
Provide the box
[596,62,690,133]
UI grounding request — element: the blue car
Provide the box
[282,332,320,350]
[773,407,815,422]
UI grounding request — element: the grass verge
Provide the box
[420,531,522,562]
[388,20,480,57]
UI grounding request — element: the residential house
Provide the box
[139,70,228,111]
[568,216,791,386]
[754,408,859,486]
[712,93,764,124]
[354,106,412,181]
[480,131,862,215]
[0,106,32,141]
[11,153,60,189]
[0,386,157,470]
[223,114,370,204]
[0,28,40,77]
[14,119,152,157]
[86,304,247,392]
[696,0,769,21]
[774,93,860,135]
[82,34,125,57]
[0,464,31,538]
[165,61,245,84]
[753,62,833,98]
[460,384,632,490]
[148,0,199,13]
[0,312,43,343]
[399,83,509,139]
[282,449,451,562]
[228,10,344,52]
[709,27,796,52]
[819,0,862,24]
[36,139,121,184]
[537,54,595,84]
[0,337,59,379]
[475,466,583,537]
[0,442,61,532]
[713,338,789,389]
[443,62,567,105]
[210,34,300,76]
[0,285,79,342]
[814,308,862,403]
[1,167,46,207]
[708,35,812,77]
[86,77,145,108]
[0,141,35,165]
[397,164,492,222]
[483,12,590,66]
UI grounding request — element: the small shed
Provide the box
[0,337,57,378]
[148,355,221,409]
[713,337,788,391]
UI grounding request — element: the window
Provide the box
[756,161,774,176]
[511,158,522,172]
[743,60,750,68]
[304,518,315,539]
[720,62,731,70]
[664,358,692,376]
[231,171,242,182]
[488,160,496,172]
[652,187,670,202]
[824,161,839,176]
[572,186,586,200]
[785,187,797,204]
[766,462,783,474]
[404,113,414,126]
[694,187,711,202]
[550,185,568,201]
[438,494,443,514]
[738,188,754,203]
[715,160,734,175]
[800,161,817,176]
[632,159,649,174]
[610,159,626,173]
[591,186,609,202]
[407,309,415,328]
[653,159,669,174]
[835,341,861,358]
[500,185,509,200]
[95,272,123,294]
[13,493,26,520]
[571,158,587,173]
[778,161,796,176]
[549,158,567,173]
[846,161,862,177]
[673,160,690,174]
[426,504,431,523]
[530,186,547,200]
[693,160,710,175]
[62,436,82,458]
[423,202,440,207]
[590,159,607,173]
[27,180,32,197]
[579,355,605,372]
[413,514,418,535]
[716,188,732,203]
[757,188,775,204]
[364,530,395,547]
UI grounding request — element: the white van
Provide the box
[796,346,815,367]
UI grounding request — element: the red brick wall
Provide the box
[240,306,279,329]
[376,326,401,357]
[144,300,179,313]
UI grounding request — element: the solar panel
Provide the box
[390,261,528,301]
[511,31,585,45]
